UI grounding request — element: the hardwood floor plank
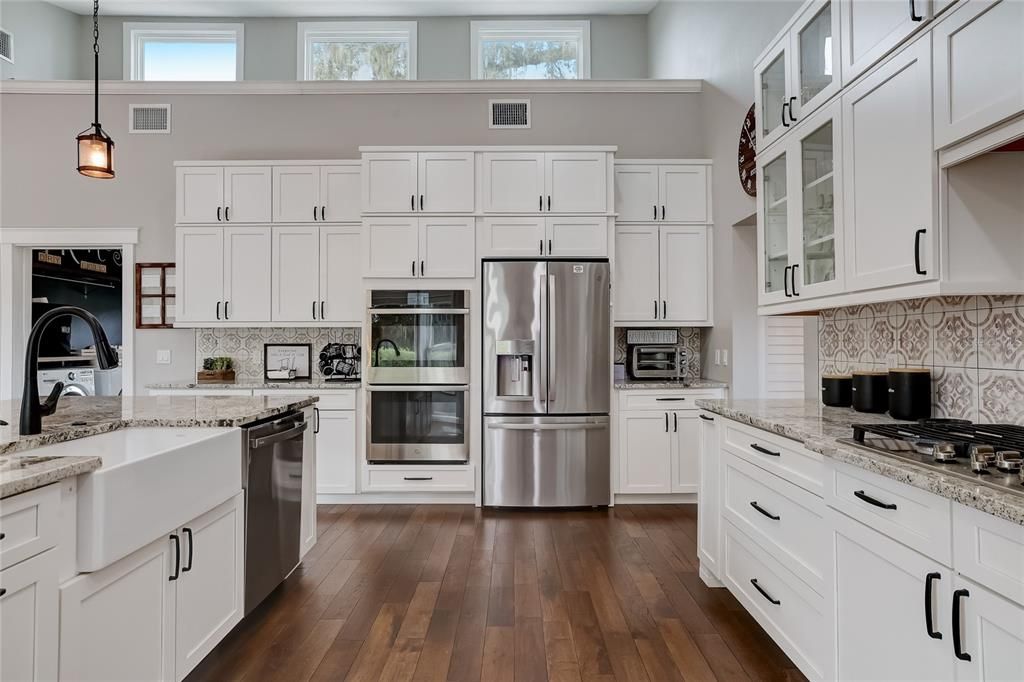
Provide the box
[345,602,408,682]
[447,585,490,682]
[481,626,516,682]
[410,608,459,682]
[514,617,548,682]
[657,618,718,682]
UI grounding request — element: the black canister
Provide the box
[821,374,853,407]
[888,368,932,420]
[852,371,889,413]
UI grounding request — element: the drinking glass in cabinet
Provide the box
[763,154,789,294]
[801,121,835,286]
[799,3,834,106]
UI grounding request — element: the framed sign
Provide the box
[264,343,312,381]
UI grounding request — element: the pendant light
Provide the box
[76,0,114,179]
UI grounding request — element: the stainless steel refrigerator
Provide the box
[483,260,611,507]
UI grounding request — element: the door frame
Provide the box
[0,227,138,402]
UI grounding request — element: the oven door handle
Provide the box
[249,421,308,449]
[367,307,470,315]
[366,385,470,392]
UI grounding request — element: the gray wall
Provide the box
[647,0,801,391]
[0,0,83,80]
[88,14,648,80]
[0,89,700,391]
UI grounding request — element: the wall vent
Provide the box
[0,27,13,64]
[489,99,530,129]
[129,104,171,134]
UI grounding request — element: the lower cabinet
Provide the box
[315,408,357,495]
[696,412,721,580]
[617,408,700,494]
[0,549,59,682]
[953,575,1024,681]
[59,492,244,682]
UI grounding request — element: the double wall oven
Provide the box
[365,290,470,463]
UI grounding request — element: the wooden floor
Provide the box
[187,504,806,682]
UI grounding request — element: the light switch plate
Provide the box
[714,349,722,366]
[722,350,729,366]
[156,349,172,365]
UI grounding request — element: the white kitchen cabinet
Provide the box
[319,226,362,323]
[829,507,955,682]
[273,166,320,223]
[175,226,271,325]
[480,217,547,257]
[0,549,58,682]
[363,217,420,278]
[362,152,474,214]
[670,411,700,494]
[272,226,320,322]
[659,165,709,223]
[301,407,318,557]
[615,162,711,223]
[481,152,546,213]
[755,36,795,151]
[842,37,935,292]
[697,412,721,582]
[953,575,1024,681]
[545,152,607,214]
[841,0,932,85]
[363,217,475,279]
[315,408,357,495]
[224,167,272,224]
[613,226,661,322]
[614,164,660,222]
[480,151,609,214]
[362,153,418,213]
[175,227,225,324]
[223,226,272,322]
[545,217,608,257]
[932,0,1024,149]
[175,167,224,224]
[618,411,672,494]
[321,164,362,222]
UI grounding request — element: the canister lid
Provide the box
[852,370,888,376]
[888,367,931,373]
[821,374,852,379]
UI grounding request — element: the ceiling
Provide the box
[47,0,660,17]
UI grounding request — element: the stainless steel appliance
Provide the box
[366,385,469,462]
[366,290,469,385]
[626,329,687,380]
[241,411,307,614]
[483,260,611,507]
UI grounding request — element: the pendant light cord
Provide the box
[92,0,99,126]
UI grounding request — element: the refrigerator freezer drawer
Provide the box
[484,416,610,507]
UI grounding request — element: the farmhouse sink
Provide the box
[26,427,241,571]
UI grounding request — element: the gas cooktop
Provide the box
[838,419,1024,495]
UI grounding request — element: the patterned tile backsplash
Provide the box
[195,327,360,382]
[614,327,702,380]
[818,296,1024,422]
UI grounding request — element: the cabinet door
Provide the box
[842,38,935,292]
[420,217,476,278]
[841,0,931,84]
[481,152,545,213]
[791,0,842,122]
[176,493,244,680]
[755,36,794,151]
[272,166,320,223]
[933,0,1024,149]
[321,164,362,222]
[363,217,419,278]
[660,165,709,223]
[545,152,607,214]
[223,226,272,322]
[480,217,546,257]
[316,409,356,495]
[697,413,720,577]
[670,412,700,493]
[59,535,176,682]
[830,509,955,682]
[953,575,1024,682]
[319,227,362,323]
[618,412,672,494]
[614,164,660,222]
[613,226,661,323]
[176,227,224,324]
[271,226,320,323]
[418,152,475,213]
[301,407,318,557]
[758,140,795,306]
[660,226,710,324]
[176,167,224,224]
[546,217,608,257]
[224,167,272,224]
[362,153,418,213]
[0,549,58,682]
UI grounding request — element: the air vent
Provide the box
[129,104,171,134]
[0,27,12,64]
[489,99,530,129]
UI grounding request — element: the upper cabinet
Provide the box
[480,151,610,214]
[480,217,609,258]
[840,0,931,85]
[271,226,362,324]
[273,164,361,223]
[363,217,476,279]
[176,166,271,224]
[362,152,475,214]
[545,152,608,213]
[614,162,711,223]
[175,226,271,325]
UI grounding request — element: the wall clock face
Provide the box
[738,103,757,197]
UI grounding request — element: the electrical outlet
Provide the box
[715,349,722,366]
[722,350,729,366]
[156,349,172,365]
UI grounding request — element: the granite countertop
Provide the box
[694,399,1024,527]
[147,380,360,390]
[614,378,729,390]
[0,395,317,497]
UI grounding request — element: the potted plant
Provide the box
[197,356,235,384]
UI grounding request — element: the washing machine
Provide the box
[37,368,96,397]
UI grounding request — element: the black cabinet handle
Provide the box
[782,100,790,128]
[788,96,798,123]
[182,527,194,573]
[216,301,221,320]
[0,588,6,598]
[224,301,230,320]
[420,195,424,211]
[403,476,433,481]
[411,194,415,211]
[540,195,544,211]
[663,300,667,319]
[750,501,781,521]
[925,572,942,640]
[909,0,923,21]
[312,301,317,320]
[953,589,971,661]
[673,412,678,432]
[321,206,326,221]
[654,204,658,220]
[411,260,416,277]
[547,195,551,211]
[539,239,544,255]
[750,443,781,457]
[665,412,669,433]
[225,206,230,221]
[784,265,791,297]
[750,578,781,605]
[314,407,320,434]
[313,206,318,221]
[217,206,222,222]
[854,490,897,510]
[699,414,714,422]
[914,229,927,275]
[169,534,180,581]
[420,260,425,277]
[656,397,686,402]
[320,301,325,319]
[548,239,552,254]
[661,205,666,220]
[0,532,5,540]
[654,299,659,319]
[791,264,800,296]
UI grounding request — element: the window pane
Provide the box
[141,41,237,81]
[310,41,409,80]
[480,39,579,79]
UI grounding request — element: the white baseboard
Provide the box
[699,564,724,588]
[613,493,698,505]
[317,492,476,505]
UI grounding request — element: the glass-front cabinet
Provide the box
[758,149,792,305]
[755,36,793,151]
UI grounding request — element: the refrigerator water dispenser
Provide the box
[495,339,535,399]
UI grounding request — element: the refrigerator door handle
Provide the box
[548,272,557,405]
[486,422,606,431]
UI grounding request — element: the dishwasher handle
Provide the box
[250,421,308,449]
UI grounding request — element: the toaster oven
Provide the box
[629,345,687,379]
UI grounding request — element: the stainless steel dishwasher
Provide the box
[241,411,306,614]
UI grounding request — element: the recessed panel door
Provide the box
[176,227,224,323]
[224,167,272,223]
[272,166,319,223]
[418,152,475,213]
[660,165,709,223]
[271,226,320,322]
[660,226,710,324]
[481,153,545,213]
[176,167,224,224]
[362,153,418,213]
[321,165,361,222]
[363,218,419,278]
[223,226,271,322]
[841,0,931,84]
[319,227,361,323]
[613,226,661,322]
[614,164,659,222]
[545,152,607,213]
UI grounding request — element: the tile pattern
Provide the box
[614,327,702,380]
[818,296,1024,423]
[195,327,360,383]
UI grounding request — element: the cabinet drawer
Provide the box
[721,451,826,595]
[953,503,1024,607]
[363,465,474,492]
[619,390,721,411]
[722,521,827,680]
[0,484,60,570]
[826,460,952,566]
[720,419,823,495]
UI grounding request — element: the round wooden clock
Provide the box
[738,103,757,197]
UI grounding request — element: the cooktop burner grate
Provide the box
[852,420,1024,456]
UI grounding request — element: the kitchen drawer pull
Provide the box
[750,443,781,457]
[314,407,320,434]
[182,527,194,573]
[699,414,714,421]
[655,397,686,402]
[854,490,897,510]
[781,100,790,128]
[925,572,942,640]
[953,589,971,661]
[909,0,923,21]
[403,476,433,481]
[169,534,180,581]
[914,229,927,275]
[750,501,780,521]
[750,578,781,605]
